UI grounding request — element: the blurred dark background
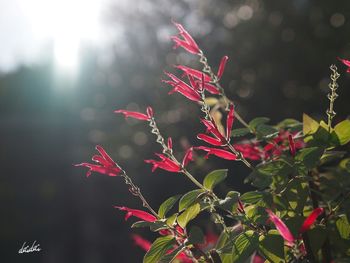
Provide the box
[1,0,350,262]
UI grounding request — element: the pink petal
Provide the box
[131,234,152,252]
[172,21,200,54]
[171,37,200,54]
[197,133,222,146]
[195,146,237,160]
[226,104,235,139]
[167,137,173,150]
[299,208,324,234]
[95,145,115,165]
[288,134,296,156]
[175,65,211,81]
[266,209,295,245]
[114,110,150,121]
[182,147,194,167]
[337,57,350,67]
[146,106,154,118]
[217,56,229,79]
[114,206,157,222]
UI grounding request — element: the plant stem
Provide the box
[326,65,340,130]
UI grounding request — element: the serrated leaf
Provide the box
[230,128,250,137]
[188,226,205,244]
[249,117,270,130]
[303,113,319,135]
[159,245,186,263]
[177,203,200,228]
[240,191,266,204]
[158,195,181,218]
[232,230,259,262]
[203,169,228,190]
[334,119,350,145]
[143,236,176,263]
[259,230,284,263]
[296,147,324,169]
[179,189,204,212]
[336,215,350,240]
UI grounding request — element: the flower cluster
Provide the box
[75,21,350,263]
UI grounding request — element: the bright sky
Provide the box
[0,0,110,73]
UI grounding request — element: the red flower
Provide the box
[75,145,121,177]
[145,148,194,173]
[299,207,324,234]
[131,234,152,251]
[167,137,173,150]
[145,154,181,172]
[114,206,157,222]
[163,72,201,102]
[266,208,324,247]
[175,65,211,82]
[171,21,200,55]
[288,134,296,156]
[217,56,229,79]
[266,209,295,246]
[195,146,237,160]
[114,106,153,121]
[337,57,350,73]
[197,104,235,146]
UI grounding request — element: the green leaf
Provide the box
[143,236,176,263]
[159,245,186,263]
[177,203,201,228]
[303,113,319,135]
[336,215,350,240]
[230,128,250,137]
[166,213,178,227]
[249,117,270,130]
[259,230,284,263]
[256,124,279,138]
[240,191,266,204]
[179,189,204,212]
[203,169,228,190]
[296,147,324,169]
[340,158,350,172]
[232,230,259,262]
[320,151,346,165]
[334,120,350,145]
[188,226,205,244]
[132,220,168,232]
[158,195,181,218]
[308,226,328,256]
[276,118,301,129]
[257,160,292,176]
[218,191,240,212]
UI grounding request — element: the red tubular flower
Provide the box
[163,72,201,102]
[266,209,295,246]
[167,137,173,150]
[299,208,324,234]
[75,145,121,177]
[288,134,296,156]
[226,104,235,140]
[337,57,350,73]
[114,206,157,222]
[175,65,211,82]
[171,21,200,55]
[197,134,222,146]
[115,106,153,121]
[145,154,181,172]
[195,146,237,160]
[131,234,152,251]
[182,147,194,167]
[217,56,229,79]
[201,119,226,143]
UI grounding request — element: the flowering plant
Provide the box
[76,22,350,262]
